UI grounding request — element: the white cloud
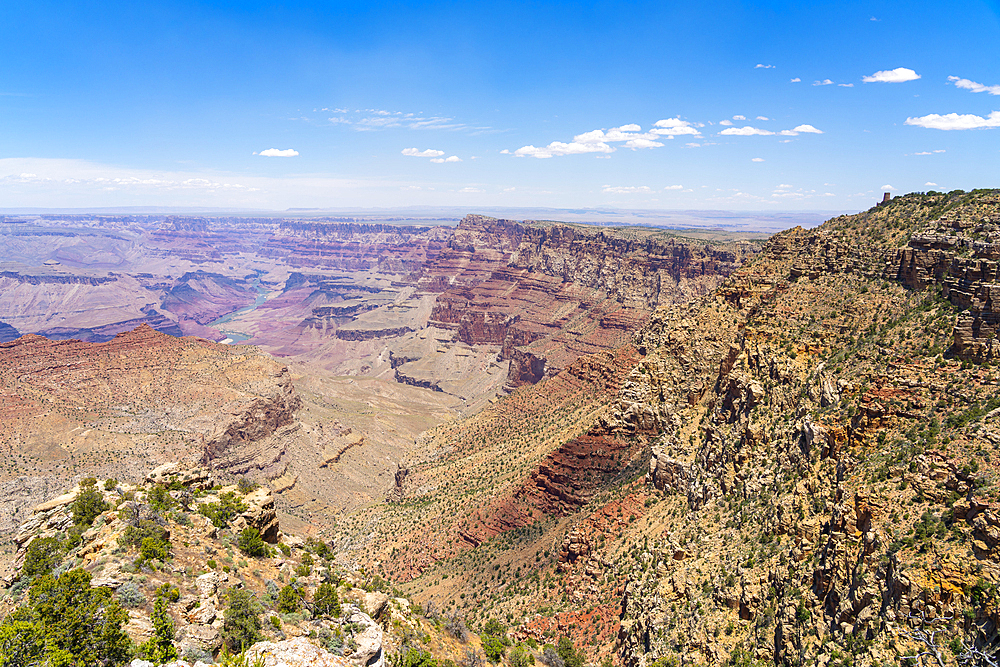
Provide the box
[720,126,774,136]
[863,67,920,83]
[719,120,733,126]
[459,186,484,193]
[733,115,747,120]
[0,158,264,198]
[813,79,834,86]
[686,142,701,147]
[913,149,946,155]
[791,124,823,134]
[756,116,770,121]
[790,78,801,83]
[624,137,664,149]
[838,83,854,87]
[515,122,687,158]
[325,108,470,132]
[430,155,462,163]
[905,110,1000,130]
[751,158,765,162]
[925,182,938,186]
[500,149,510,154]
[882,184,896,190]
[755,64,774,69]
[602,185,653,194]
[651,118,701,136]
[663,185,684,190]
[948,76,1000,96]
[258,148,299,157]
[401,148,445,157]
[777,184,792,189]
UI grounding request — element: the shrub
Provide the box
[313,582,341,618]
[120,519,169,550]
[147,484,174,511]
[277,543,291,557]
[540,647,564,667]
[236,478,258,495]
[104,478,118,491]
[556,638,584,667]
[390,647,438,667]
[138,596,177,663]
[304,537,331,560]
[277,585,299,613]
[481,636,505,663]
[238,527,268,558]
[117,581,146,608]
[21,536,64,580]
[481,618,507,638]
[509,646,531,667]
[140,536,169,562]
[445,612,469,641]
[72,481,109,526]
[294,553,313,577]
[156,583,180,602]
[199,492,248,529]
[222,588,263,652]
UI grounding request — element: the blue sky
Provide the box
[1,0,999,211]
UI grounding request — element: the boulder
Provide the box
[178,624,223,653]
[196,572,222,598]
[343,610,384,667]
[245,637,351,667]
[238,487,280,543]
[145,463,215,490]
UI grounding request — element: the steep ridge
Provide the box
[336,190,1000,667]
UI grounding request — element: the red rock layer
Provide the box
[455,345,644,548]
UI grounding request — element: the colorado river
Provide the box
[208,276,269,344]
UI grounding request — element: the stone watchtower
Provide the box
[879,192,891,205]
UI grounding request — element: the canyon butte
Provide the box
[4,189,1000,667]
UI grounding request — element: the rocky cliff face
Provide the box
[425,216,757,387]
[607,190,1000,666]
[890,191,1000,361]
[332,190,1000,667]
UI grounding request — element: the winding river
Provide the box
[208,276,270,344]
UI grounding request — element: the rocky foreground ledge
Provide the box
[1,463,465,667]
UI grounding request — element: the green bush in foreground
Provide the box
[21,535,64,581]
[137,595,178,663]
[199,492,248,529]
[71,479,109,527]
[222,588,263,652]
[313,582,341,618]
[238,527,268,558]
[0,569,133,667]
